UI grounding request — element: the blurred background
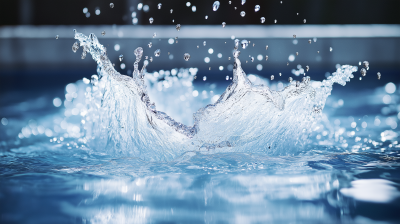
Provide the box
[0,0,399,105]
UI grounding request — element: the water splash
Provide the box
[73,32,357,160]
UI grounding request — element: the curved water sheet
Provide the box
[73,32,357,161]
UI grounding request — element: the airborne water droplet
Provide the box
[226,76,229,80]
[360,68,366,76]
[154,49,161,57]
[176,24,181,31]
[110,3,114,8]
[72,42,79,53]
[255,5,260,12]
[229,1,231,4]
[265,55,268,61]
[55,35,59,39]
[101,31,106,36]
[153,33,157,38]
[363,61,369,68]
[241,0,246,5]
[306,65,309,72]
[266,45,268,50]
[240,11,246,17]
[293,34,296,38]
[213,1,220,11]
[241,40,249,49]
[149,57,153,62]
[308,39,312,44]
[119,54,123,61]
[251,57,254,62]
[203,41,206,46]
[296,52,299,56]
[148,42,152,48]
[296,81,300,87]
[184,53,190,61]
[377,72,381,80]
[288,77,293,82]
[303,19,306,23]
[260,17,265,23]
[170,9,173,13]
[271,75,274,80]
[274,19,277,23]
[205,15,208,19]
[158,3,162,9]
[203,76,207,81]
[222,22,226,27]
[149,17,154,24]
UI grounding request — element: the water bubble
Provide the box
[260,17,265,23]
[330,47,333,52]
[176,24,181,31]
[184,53,190,61]
[203,76,207,81]
[192,6,196,12]
[213,1,220,11]
[360,68,366,76]
[119,54,123,61]
[271,75,274,80]
[203,41,206,46]
[265,55,269,61]
[241,40,249,49]
[110,3,114,8]
[170,9,173,13]
[72,42,79,53]
[154,49,161,57]
[377,72,381,80]
[149,17,154,24]
[222,22,226,27]
[308,39,312,44]
[288,77,293,82]
[255,5,260,12]
[205,15,208,19]
[296,52,299,56]
[363,61,369,68]
[157,3,162,9]
[241,0,246,5]
[101,31,106,36]
[153,32,157,38]
[186,2,191,7]
[303,19,306,23]
[148,42,152,48]
[306,65,309,72]
[240,11,246,17]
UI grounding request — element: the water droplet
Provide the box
[363,61,369,68]
[228,57,231,60]
[265,45,268,50]
[359,61,361,65]
[203,76,207,81]
[296,81,300,87]
[154,49,161,57]
[148,42,152,48]
[203,41,206,46]
[279,73,282,76]
[226,76,229,80]
[72,42,79,53]
[234,7,237,10]
[317,51,319,54]
[274,19,277,23]
[260,17,265,23]
[170,9,173,13]
[149,17,154,24]
[251,57,254,62]
[303,19,306,23]
[330,47,333,52]
[186,2,191,7]
[55,35,59,39]
[296,52,299,56]
[149,57,153,62]
[73,29,77,33]
[288,77,293,82]
[297,13,299,15]
[280,1,283,4]
[192,6,196,12]
[205,15,208,19]
[306,65,309,72]
[184,53,190,61]
[241,40,249,49]
[145,56,148,59]
[119,54,123,61]
[287,62,289,66]
[271,75,274,80]
[81,51,86,59]
[255,5,260,12]
[293,34,296,38]
[213,1,220,11]
[101,31,106,36]
[377,72,381,80]
[265,55,269,61]
[157,3,162,9]
[308,39,312,44]
[240,11,246,17]
[153,32,157,38]
[172,19,174,23]
[197,45,199,48]
[176,24,181,31]
[360,68,366,76]
[233,50,240,58]
[229,1,231,4]
[359,77,362,80]
[241,0,246,5]
[110,3,114,8]
[222,22,226,27]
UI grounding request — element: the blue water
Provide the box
[0,76,399,223]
